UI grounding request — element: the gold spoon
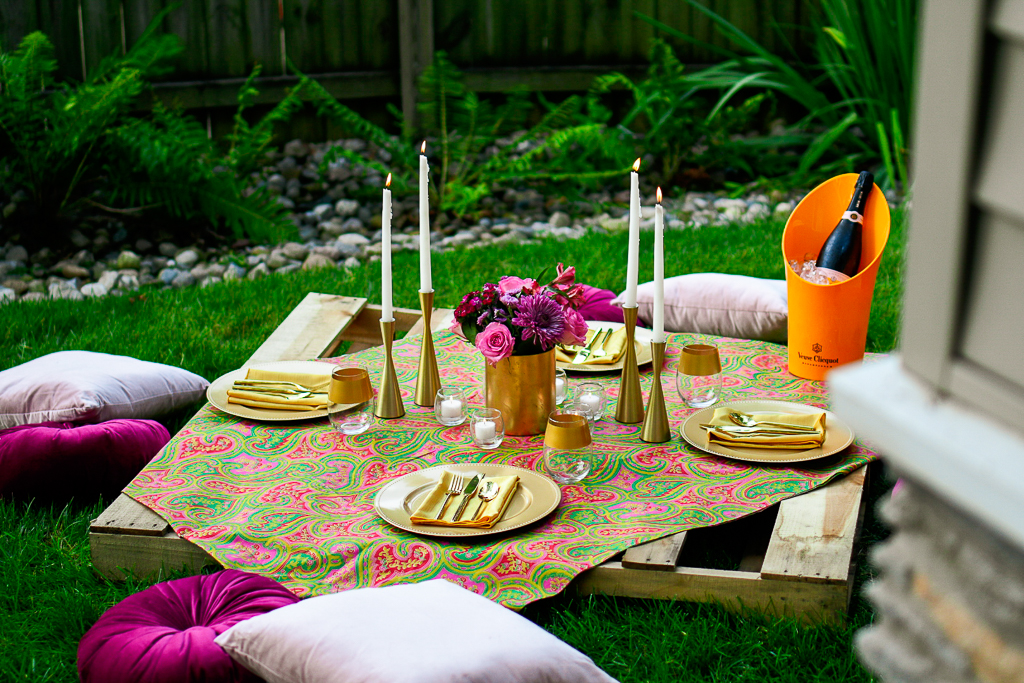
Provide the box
[728,411,819,432]
[472,480,501,520]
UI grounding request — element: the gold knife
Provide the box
[452,475,482,522]
[571,329,604,364]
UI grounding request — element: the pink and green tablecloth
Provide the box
[125,331,877,608]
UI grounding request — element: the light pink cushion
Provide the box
[0,351,209,429]
[614,273,788,342]
[215,580,619,683]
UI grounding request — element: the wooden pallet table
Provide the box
[90,292,869,625]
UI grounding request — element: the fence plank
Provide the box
[206,0,248,79]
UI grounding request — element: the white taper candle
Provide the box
[624,159,641,308]
[419,142,432,292]
[381,175,393,320]
[653,188,665,343]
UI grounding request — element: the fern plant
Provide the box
[0,6,297,248]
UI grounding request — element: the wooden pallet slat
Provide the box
[622,531,688,571]
[245,293,366,366]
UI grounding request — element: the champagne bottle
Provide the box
[816,171,874,279]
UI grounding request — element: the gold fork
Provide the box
[435,473,463,520]
[588,328,614,360]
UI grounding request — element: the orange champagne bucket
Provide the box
[782,173,890,380]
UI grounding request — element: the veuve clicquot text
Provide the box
[816,171,873,279]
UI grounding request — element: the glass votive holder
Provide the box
[575,382,606,422]
[470,407,505,450]
[555,368,570,405]
[542,411,595,484]
[676,343,723,408]
[434,387,467,426]
[328,367,374,435]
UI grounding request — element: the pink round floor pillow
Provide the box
[0,419,170,500]
[78,570,300,683]
[577,285,625,324]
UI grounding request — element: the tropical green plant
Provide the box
[636,0,918,191]
[0,7,298,248]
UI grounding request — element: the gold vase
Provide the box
[484,349,555,436]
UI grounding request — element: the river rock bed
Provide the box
[0,138,814,304]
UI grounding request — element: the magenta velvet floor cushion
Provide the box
[578,285,625,323]
[79,570,300,683]
[0,419,170,500]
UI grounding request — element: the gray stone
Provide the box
[283,139,308,157]
[334,243,361,257]
[158,268,180,285]
[276,264,301,275]
[302,253,335,270]
[319,218,346,237]
[343,256,361,269]
[247,262,270,280]
[266,252,289,270]
[297,226,318,242]
[69,229,90,249]
[223,263,246,281]
[3,279,28,296]
[451,231,476,245]
[282,242,309,260]
[276,196,296,210]
[334,199,360,217]
[312,245,341,261]
[548,211,571,228]
[336,232,370,246]
[774,202,794,216]
[49,282,81,300]
[310,203,334,221]
[714,197,747,212]
[60,263,91,279]
[246,255,264,267]
[27,279,45,294]
[116,250,141,270]
[266,174,286,195]
[135,238,153,253]
[171,272,197,289]
[81,282,108,298]
[6,245,28,263]
[341,217,365,232]
[201,276,223,288]
[21,292,45,302]
[175,249,199,269]
[0,287,15,303]
[721,206,744,222]
[745,202,770,221]
[97,270,120,291]
[72,249,94,266]
[158,242,179,258]
[190,264,210,281]
[206,263,226,278]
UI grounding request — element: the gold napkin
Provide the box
[410,471,520,529]
[556,327,629,365]
[705,408,826,449]
[226,366,332,411]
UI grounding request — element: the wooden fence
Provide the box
[1,0,817,124]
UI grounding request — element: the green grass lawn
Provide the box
[0,213,903,681]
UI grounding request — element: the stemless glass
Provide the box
[434,387,467,426]
[542,411,595,484]
[676,343,723,408]
[554,368,570,405]
[328,367,375,435]
[470,407,505,449]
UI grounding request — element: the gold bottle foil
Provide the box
[544,413,592,450]
[329,367,373,404]
[484,349,555,436]
[679,343,722,376]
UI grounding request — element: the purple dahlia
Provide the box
[512,294,565,349]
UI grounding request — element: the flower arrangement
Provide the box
[452,263,589,364]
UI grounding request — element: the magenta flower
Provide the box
[498,276,530,295]
[551,263,576,287]
[475,322,515,364]
[512,294,565,349]
[559,306,588,345]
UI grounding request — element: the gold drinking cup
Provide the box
[679,344,722,376]
[329,367,373,404]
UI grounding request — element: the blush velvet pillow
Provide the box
[215,579,619,683]
[614,273,789,342]
[0,351,209,429]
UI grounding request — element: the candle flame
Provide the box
[632,158,641,172]
[421,140,426,154]
[385,173,392,188]
[656,187,663,204]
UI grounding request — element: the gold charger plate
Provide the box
[680,400,855,464]
[207,360,339,422]
[374,463,562,538]
[557,321,654,374]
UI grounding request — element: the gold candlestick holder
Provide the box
[615,306,644,424]
[414,290,441,407]
[640,341,671,443]
[375,319,406,419]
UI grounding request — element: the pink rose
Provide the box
[475,322,515,364]
[498,276,529,295]
[559,307,588,346]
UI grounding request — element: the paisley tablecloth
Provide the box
[125,331,878,608]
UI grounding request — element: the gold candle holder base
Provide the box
[414,290,441,407]
[375,319,406,419]
[615,306,644,424]
[641,341,671,443]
